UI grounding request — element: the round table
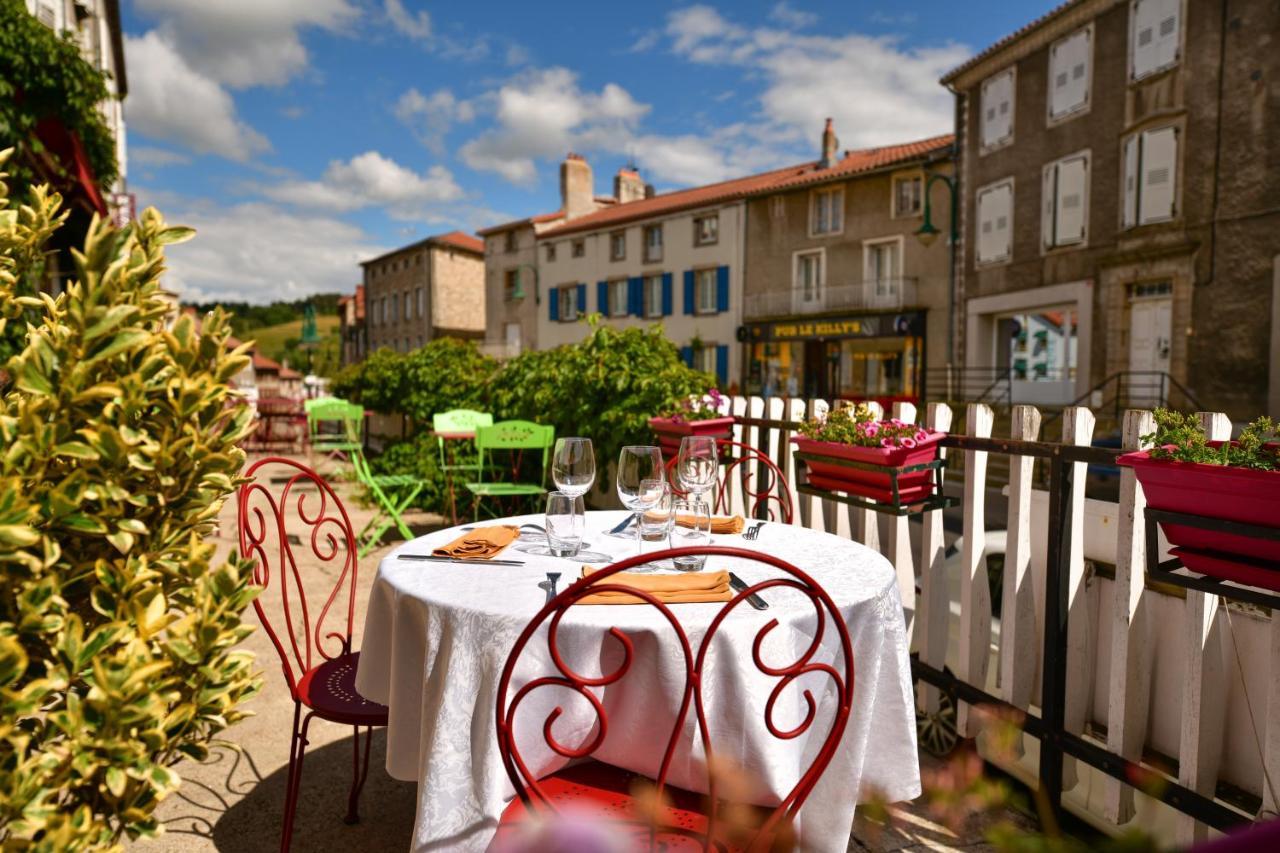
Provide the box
[355,511,920,852]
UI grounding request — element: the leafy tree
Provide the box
[0,153,260,848]
[332,338,497,423]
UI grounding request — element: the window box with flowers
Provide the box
[1118,410,1280,593]
[648,389,735,459]
[792,404,946,505]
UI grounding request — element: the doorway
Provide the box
[1127,285,1172,405]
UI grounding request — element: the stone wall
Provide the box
[429,247,485,336]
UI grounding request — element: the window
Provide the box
[1123,127,1178,227]
[694,215,719,246]
[1042,152,1090,249]
[640,274,664,319]
[416,288,423,317]
[378,297,386,324]
[810,187,843,235]
[694,268,717,314]
[36,3,56,28]
[976,179,1014,264]
[769,196,786,221]
[643,225,663,262]
[608,279,628,318]
[390,294,399,323]
[693,345,717,375]
[893,175,923,217]
[1049,28,1092,120]
[795,251,823,302]
[404,291,412,319]
[557,286,579,322]
[504,231,518,253]
[545,243,557,262]
[504,268,521,300]
[981,68,1015,149]
[1131,0,1180,81]
[610,231,626,261]
[572,240,585,258]
[863,237,902,297]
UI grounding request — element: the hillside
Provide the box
[242,315,341,376]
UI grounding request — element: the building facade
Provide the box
[945,0,1280,418]
[337,284,366,366]
[361,231,485,354]
[741,124,955,404]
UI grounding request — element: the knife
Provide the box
[606,513,637,535]
[728,573,769,610]
[397,554,525,566]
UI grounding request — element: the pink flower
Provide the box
[863,424,880,437]
[881,438,895,448]
[915,430,928,442]
[1161,444,1179,454]
[889,418,905,427]
[901,437,917,449]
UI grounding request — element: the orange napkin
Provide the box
[432,525,519,559]
[575,566,732,605]
[675,513,744,535]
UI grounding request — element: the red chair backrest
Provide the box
[494,545,854,850]
[237,456,360,696]
[664,440,795,523]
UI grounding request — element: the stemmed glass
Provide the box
[616,445,665,556]
[552,437,596,497]
[678,435,719,529]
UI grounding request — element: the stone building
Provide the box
[943,0,1280,419]
[360,231,485,354]
[741,122,955,404]
[337,284,366,366]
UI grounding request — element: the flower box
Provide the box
[793,432,945,505]
[649,415,735,460]
[1117,451,1280,591]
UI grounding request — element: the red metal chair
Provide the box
[237,457,388,853]
[493,546,854,851]
[664,440,795,523]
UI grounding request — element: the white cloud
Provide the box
[384,0,431,41]
[394,88,475,154]
[130,146,191,168]
[136,190,384,304]
[459,67,649,185]
[769,2,817,29]
[262,151,464,219]
[124,32,271,161]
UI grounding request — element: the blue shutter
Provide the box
[679,346,694,367]
[661,273,673,316]
[683,270,695,315]
[597,281,608,313]
[716,265,730,313]
[576,283,586,313]
[549,288,559,322]
[715,345,729,387]
[628,276,643,316]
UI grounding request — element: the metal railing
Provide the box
[743,277,918,318]
[1054,371,1204,420]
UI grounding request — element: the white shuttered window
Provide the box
[1049,28,1091,119]
[1122,127,1178,227]
[1131,0,1181,80]
[1042,153,1089,249]
[977,180,1014,264]
[981,69,1015,149]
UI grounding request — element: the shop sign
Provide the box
[753,312,922,341]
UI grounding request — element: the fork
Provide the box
[744,521,765,541]
[544,572,562,605]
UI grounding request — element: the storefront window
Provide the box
[1000,309,1077,382]
[748,333,920,402]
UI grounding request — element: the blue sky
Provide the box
[120,1,1057,303]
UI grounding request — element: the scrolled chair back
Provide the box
[494,545,854,851]
[237,456,360,695]
[665,439,795,523]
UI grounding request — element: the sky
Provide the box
[118,0,1058,304]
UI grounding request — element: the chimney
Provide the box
[820,117,838,169]
[644,183,656,199]
[614,167,645,204]
[560,153,594,220]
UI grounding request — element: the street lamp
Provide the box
[914,172,958,395]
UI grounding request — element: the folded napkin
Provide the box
[675,513,744,535]
[575,566,732,605]
[432,525,519,559]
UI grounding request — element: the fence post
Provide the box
[1175,412,1231,845]
[888,402,917,635]
[958,402,993,737]
[1059,406,1096,794]
[915,402,953,715]
[1103,409,1155,824]
[783,398,806,522]
[848,401,884,550]
[1001,405,1041,728]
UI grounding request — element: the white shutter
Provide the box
[1153,0,1181,71]
[1139,127,1177,223]
[994,183,1012,260]
[981,70,1013,148]
[1042,164,1057,249]
[1122,135,1139,227]
[1050,29,1091,118]
[1131,0,1159,79]
[979,182,1013,262]
[978,187,995,261]
[1055,156,1088,244]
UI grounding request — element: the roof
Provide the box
[338,284,366,319]
[941,0,1080,86]
[539,134,955,238]
[252,352,282,372]
[278,366,303,380]
[360,230,484,266]
[476,210,565,236]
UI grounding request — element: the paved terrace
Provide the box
[131,452,1036,853]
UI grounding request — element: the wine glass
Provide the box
[616,446,665,555]
[553,437,595,497]
[678,436,719,503]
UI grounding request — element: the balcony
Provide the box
[743,277,918,319]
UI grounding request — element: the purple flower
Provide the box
[881,438,895,448]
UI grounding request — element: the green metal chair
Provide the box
[350,446,424,557]
[432,409,494,524]
[464,421,555,521]
[308,399,364,463]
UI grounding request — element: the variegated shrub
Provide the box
[0,151,262,850]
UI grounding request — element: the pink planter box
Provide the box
[1117,451,1280,591]
[649,416,735,461]
[792,432,945,505]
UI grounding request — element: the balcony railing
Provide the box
[743,277,918,319]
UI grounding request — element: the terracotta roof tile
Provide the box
[430,230,484,254]
[757,134,954,193]
[476,210,565,236]
[941,0,1080,85]
[252,352,281,372]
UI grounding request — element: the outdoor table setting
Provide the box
[354,436,921,852]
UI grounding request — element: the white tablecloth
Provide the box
[355,511,920,852]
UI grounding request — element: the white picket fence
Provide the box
[715,394,1278,846]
